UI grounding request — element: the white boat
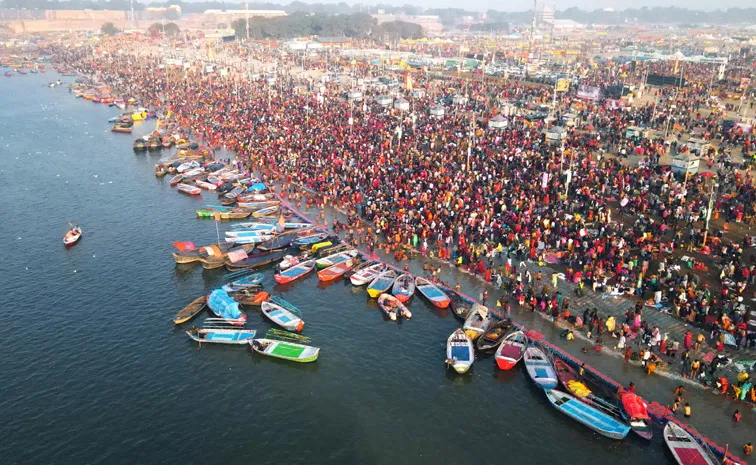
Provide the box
[177,161,200,173]
[663,422,719,465]
[231,222,278,232]
[225,230,269,238]
[261,301,304,332]
[462,304,491,340]
[315,249,358,269]
[446,329,474,374]
[185,319,256,345]
[249,338,319,363]
[523,346,558,389]
[225,235,274,244]
[195,180,218,190]
[350,262,386,286]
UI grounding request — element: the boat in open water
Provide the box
[377,293,412,321]
[173,296,207,324]
[186,319,257,345]
[250,338,319,363]
[63,225,82,247]
[261,300,304,332]
[414,278,450,308]
[545,389,631,440]
[446,329,474,374]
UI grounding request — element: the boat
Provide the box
[206,289,246,324]
[620,391,654,440]
[495,330,528,370]
[224,248,293,271]
[147,138,161,151]
[232,222,278,232]
[317,257,357,282]
[350,262,385,286]
[177,161,200,173]
[222,272,264,291]
[225,230,270,239]
[261,301,304,332]
[450,294,472,321]
[237,200,280,209]
[663,422,718,465]
[476,319,512,351]
[133,139,147,151]
[177,183,201,196]
[225,234,274,245]
[111,124,132,133]
[293,233,328,246]
[186,320,256,345]
[310,241,333,253]
[523,346,558,389]
[377,293,412,321]
[414,278,451,308]
[196,180,217,191]
[169,174,183,186]
[277,253,311,271]
[172,242,235,264]
[391,274,415,303]
[274,259,315,284]
[367,270,398,298]
[462,304,491,340]
[250,338,319,363]
[63,226,82,247]
[252,206,280,217]
[218,209,251,220]
[545,389,631,440]
[173,296,207,324]
[446,329,474,374]
[315,249,358,269]
[229,289,269,306]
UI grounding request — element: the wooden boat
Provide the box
[252,205,280,217]
[462,304,491,340]
[317,257,357,282]
[237,200,280,209]
[446,329,474,374]
[310,241,333,253]
[315,249,358,269]
[545,390,631,440]
[476,319,512,351]
[261,301,304,332]
[111,124,132,133]
[377,293,412,321]
[619,391,653,440]
[172,242,235,264]
[663,422,718,465]
[217,209,251,220]
[147,139,161,151]
[450,294,472,321]
[186,322,256,345]
[222,272,263,291]
[293,233,328,246]
[169,174,183,186]
[155,167,167,177]
[224,248,292,271]
[495,330,528,370]
[277,253,311,271]
[63,226,82,247]
[274,259,315,284]
[133,139,147,151]
[173,296,207,324]
[414,277,451,308]
[177,183,201,196]
[350,262,385,286]
[232,222,277,232]
[196,180,217,191]
[523,346,558,389]
[229,290,269,306]
[367,270,398,298]
[250,338,319,363]
[391,274,415,303]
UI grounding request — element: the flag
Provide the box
[173,241,196,252]
[556,78,570,93]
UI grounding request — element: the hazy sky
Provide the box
[224,0,751,11]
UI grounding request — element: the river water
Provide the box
[1,72,674,465]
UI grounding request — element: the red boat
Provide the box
[494,330,528,370]
[317,258,356,282]
[620,391,653,440]
[63,226,82,247]
[274,259,315,284]
[177,183,201,196]
[664,422,718,465]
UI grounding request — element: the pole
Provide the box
[702,182,718,248]
[245,2,250,40]
[130,0,135,30]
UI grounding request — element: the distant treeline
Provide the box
[2,1,756,26]
[230,12,423,40]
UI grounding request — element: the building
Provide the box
[536,4,555,29]
[372,13,443,37]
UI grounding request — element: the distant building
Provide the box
[316,37,353,48]
[372,13,443,37]
[536,4,555,29]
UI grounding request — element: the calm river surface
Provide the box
[0,72,672,465]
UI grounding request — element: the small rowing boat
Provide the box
[173,296,207,324]
[476,319,512,351]
[169,174,183,186]
[391,274,415,303]
[462,304,491,340]
[261,300,304,332]
[228,289,269,306]
[545,389,631,440]
[315,249,358,269]
[177,183,201,196]
[524,346,558,389]
[450,294,471,321]
[317,257,357,282]
[495,330,528,370]
[252,205,280,217]
[377,293,412,321]
[663,422,718,465]
[293,233,329,246]
[63,226,82,247]
[186,320,256,345]
[250,338,319,363]
[414,277,450,308]
[277,253,311,271]
[619,391,653,440]
[274,259,315,284]
[350,262,385,286]
[367,269,398,298]
[195,180,217,190]
[232,222,277,232]
[222,272,264,291]
[446,329,474,374]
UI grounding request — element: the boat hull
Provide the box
[545,389,631,440]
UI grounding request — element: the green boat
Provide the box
[249,338,320,363]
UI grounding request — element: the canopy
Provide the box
[207,289,243,320]
[249,183,266,192]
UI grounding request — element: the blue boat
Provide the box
[293,233,328,246]
[186,321,256,345]
[206,289,246,323]
[523,346,559,389]
[222,272,263,291]
[545,389,631,440]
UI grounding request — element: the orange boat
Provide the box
[317,258,356,282]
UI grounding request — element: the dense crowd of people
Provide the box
[49,39,756,396]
